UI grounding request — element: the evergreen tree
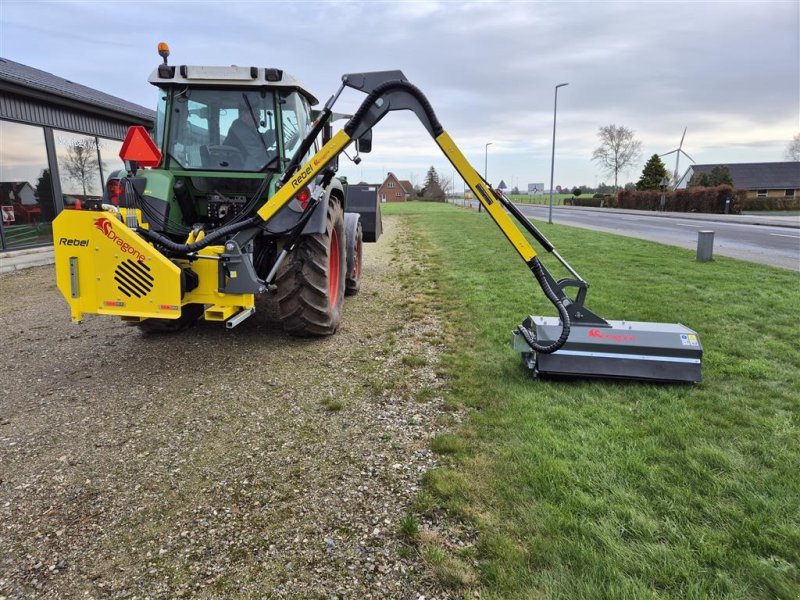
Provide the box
[636,154,669,190]
[709,165,733,186]
[35,168,56,222]
[688,170,710,187]
[422,166,444,200]
[689,166,733,188]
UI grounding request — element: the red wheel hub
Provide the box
[328,227,340,307]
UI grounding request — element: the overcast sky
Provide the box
[2,0,798,190]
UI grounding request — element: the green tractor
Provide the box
[104,47,380,335]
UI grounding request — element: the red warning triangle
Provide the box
[119,126,162,167]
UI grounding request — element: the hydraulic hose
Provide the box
[517,256,571,354]
[344,80,443,138]
[137,216,260,255]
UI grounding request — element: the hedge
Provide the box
[740,196,800,211]
[563,187,798,213]
[614,185,742,214]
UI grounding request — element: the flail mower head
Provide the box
[497,198,702,383]
[513,315,702,383]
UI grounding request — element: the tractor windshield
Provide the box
[165,88,278,172]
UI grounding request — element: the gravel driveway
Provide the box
[0,217,459,599]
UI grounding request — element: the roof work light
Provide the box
[157,42,170,63]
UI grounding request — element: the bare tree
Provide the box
[591,125,642,192]
[439,173,453,197]
[786,133,800,161]
[63,144,100,195]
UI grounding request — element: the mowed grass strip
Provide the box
[382,202,799,599]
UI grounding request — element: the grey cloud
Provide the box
[2,0,796,187]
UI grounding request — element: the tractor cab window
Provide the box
[155,92,167,147]
[280,91,313,165]
[166,88,277,172]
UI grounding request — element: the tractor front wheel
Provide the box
[344,213,363,296]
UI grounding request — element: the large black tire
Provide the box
[137,303,205,334]
[271,198,346,336]
[344,213,363,296]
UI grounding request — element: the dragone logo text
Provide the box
[588,329,636,343]
[93,218,146,262]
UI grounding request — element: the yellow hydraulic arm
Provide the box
[252,72,572,353]
[255,128,537,265]
[255,78,538,265]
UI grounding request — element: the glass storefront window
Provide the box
[98,137,124,182]
[53,129,103,209]
[0,120,55,250]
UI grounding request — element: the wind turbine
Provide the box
[660,127,695,188]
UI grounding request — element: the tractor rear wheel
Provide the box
[344,213,363,296]
[271,199,346,336]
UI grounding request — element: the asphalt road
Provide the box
[458,201,800,271]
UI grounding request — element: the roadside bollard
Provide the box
[697,230,715,262]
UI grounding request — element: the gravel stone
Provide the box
[0,217,465,598]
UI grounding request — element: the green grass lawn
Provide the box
[382,202,799,599]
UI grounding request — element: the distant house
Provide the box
[0,181,37,205]
[0,182,39,224]
[377,172,414,202]
[676,162,800,200]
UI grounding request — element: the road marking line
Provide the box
[675,224,705,228]
[769,233,800,239]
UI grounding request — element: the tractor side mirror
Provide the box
[357,129,372,153]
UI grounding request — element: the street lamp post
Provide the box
[548,82,569,224]
[482,142,492,213]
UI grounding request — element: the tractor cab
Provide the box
[133,54,324,235]
[149,62,319,177]
[154,86,313,174]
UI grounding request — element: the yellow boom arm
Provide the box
[251,72,569,353]
[256,128,538,267]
